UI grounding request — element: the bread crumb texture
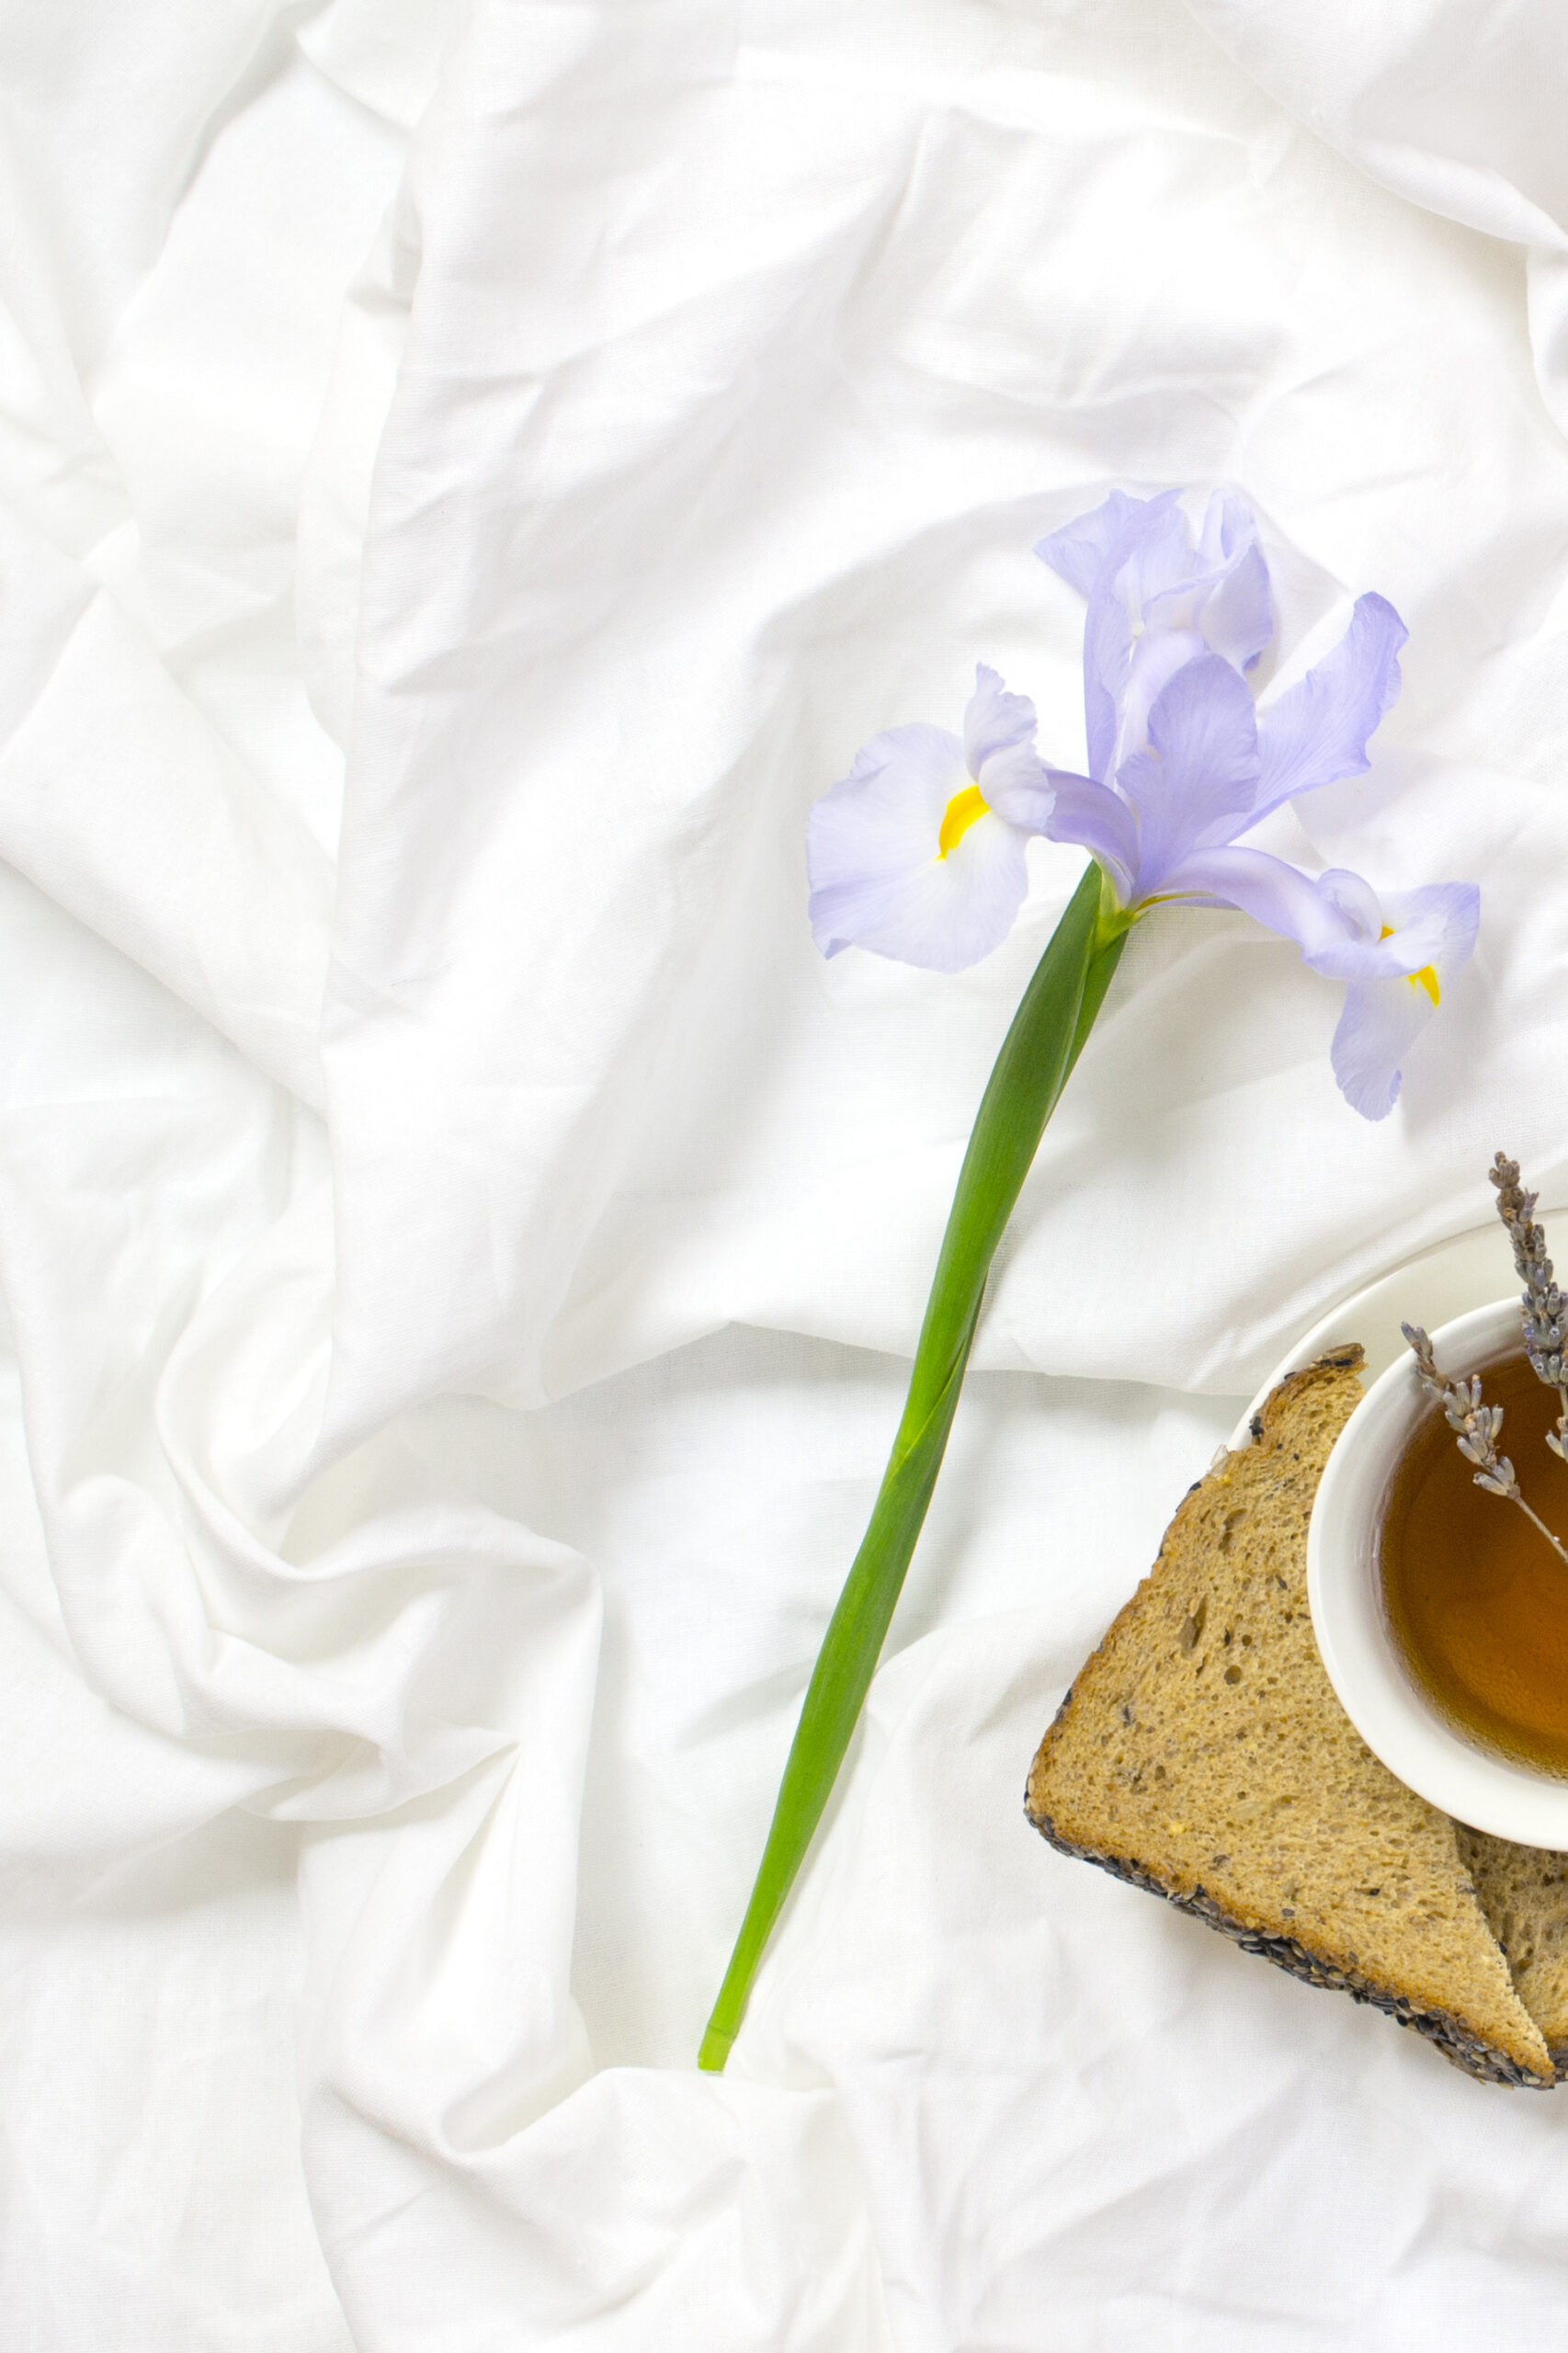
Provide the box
[1026,1350,1557,2088]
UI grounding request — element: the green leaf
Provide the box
[699,861,1127,2069]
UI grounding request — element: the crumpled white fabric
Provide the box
[6,1,1568,2347]
[1183,0,1568,438]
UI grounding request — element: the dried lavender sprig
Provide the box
[1490,1153,1568,1459]
[1402,1320,1568,1568]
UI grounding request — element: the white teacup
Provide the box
[1308,1296,1568,1847]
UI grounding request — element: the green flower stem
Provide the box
[699,861,1130,2071]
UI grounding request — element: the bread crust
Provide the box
[1030,1807,1552,2087]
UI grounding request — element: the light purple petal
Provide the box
[1034,488,1179,600]
[1118,502,1212,619]
[810,810,1029,972]
[1115,654,1261,892]
[1042,492,1185,780]
[1195,492,1273,672]
[1303,876,1479,984]
[1131,494,1271,676]
[1080,577,1129,784]
[807,724,966,957]
[1313,866,1383,942]
[975,738,1056,832]
[963,663,1038,773]
[806,722,1029,971]
[1109,624,1207,783]
[1062,493,1275,783]
[1155,843,1364,957]
[1088,506,1219,779]
[1246,594,1407,825]
[1384,880,1480,974]
[1331,976,1437,1120]
[1041,768,1140,903]
[962,664,1057,831]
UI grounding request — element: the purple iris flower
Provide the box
[806,488,1478,1120]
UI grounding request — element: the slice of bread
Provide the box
[1458,1828,1568,2069]
[1026,1349,1555,2087]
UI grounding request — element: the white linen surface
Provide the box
[5,1,1568,2346]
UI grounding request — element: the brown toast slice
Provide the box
[1457,1829,1568,2071]
[1026,1349,1554,2087]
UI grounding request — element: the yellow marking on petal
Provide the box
[1380,924,1438,1006]
[937,782,989,858]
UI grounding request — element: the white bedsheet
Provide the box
[4,2,1568,2346]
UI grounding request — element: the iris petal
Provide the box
[1042,768,1140,903]
[975,738,1055,831]
[1330,977,1437,1120]
[807,668,1053,972]
[963,663,1038,772]
[810,810,1028,972]
[1196,494,1273,673]
[1303,876,1479,984]
[1109,625,1207,784]
[1115,654,1261,893]
[1119,502,1216,620]
[1246,594,1408,825]
[965,665,1056,830]
[1155,843,1362,956]
[808,724,967,958]
[1040,491,1183,781]
[1034,488,1179,601]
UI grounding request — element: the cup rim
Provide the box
[1307,1295,1568,1846]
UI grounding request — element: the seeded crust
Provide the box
[1026,1350,1554,2088]
[1458,1829,1568,2071]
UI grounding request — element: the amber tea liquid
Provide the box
[1380,1348,1568,1776]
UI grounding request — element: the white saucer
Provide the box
[1229,1211,1565,1452]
